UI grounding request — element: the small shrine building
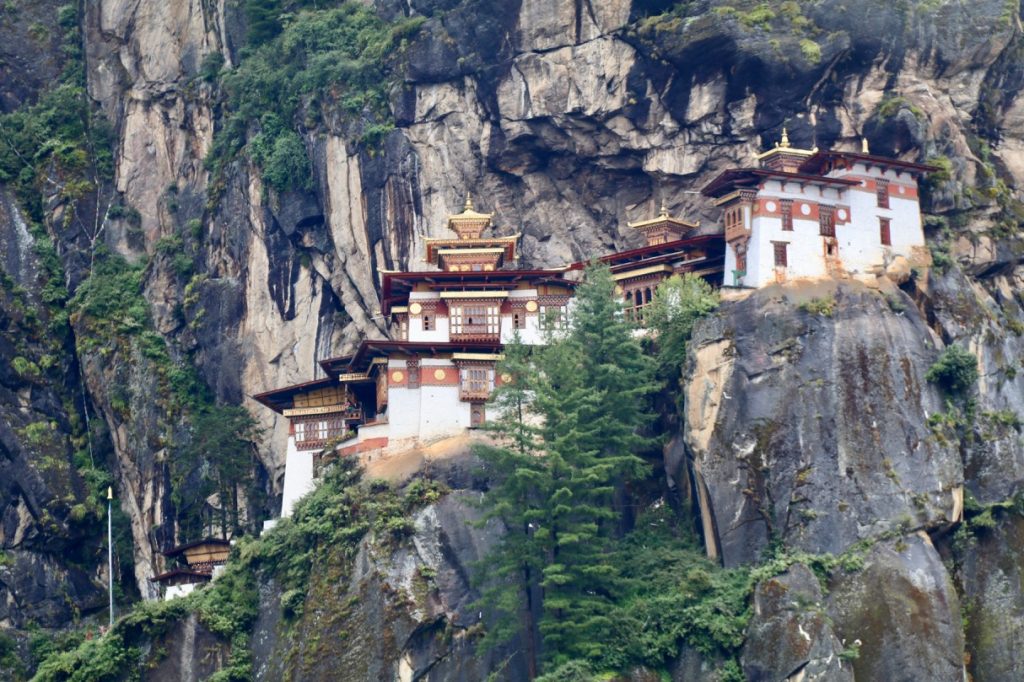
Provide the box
[151,538,231,600]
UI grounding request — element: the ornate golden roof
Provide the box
[446,194,494,239]
[754,127,817,161]
[627,200,699,231]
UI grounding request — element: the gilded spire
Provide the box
[780,127,791,148]
[861,137,870,154]
[659,199,669,217]
[464,193,474,211]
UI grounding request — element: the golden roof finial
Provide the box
[659,199,669,217]
[464,193,474,212]
[861,137,870,154]
[780,127,791,148]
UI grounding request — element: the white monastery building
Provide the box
[255,136,936,518]
[702,130,934,288]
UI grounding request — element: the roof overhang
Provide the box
[380,268,574,314]
[799,150,938,176]
[163,538,231,558]
[251,377,336,413]
[701,168,860,198]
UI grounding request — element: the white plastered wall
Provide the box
[280,435,316,518]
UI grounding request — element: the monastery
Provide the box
[254,135,934,519]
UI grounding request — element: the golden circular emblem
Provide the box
[409,302,422,315]
[525,300,539,312]
[433,368,446,380]
[614,285,624,296]
[391,370,405,383]
[500,373,513,384]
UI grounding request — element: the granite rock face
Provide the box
[684,281,961,566]
[958,514,1024,681]
[741,564,850,682]
[249,489,528,682]
[827,533,964,682]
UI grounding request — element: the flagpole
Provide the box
[107,486,114,628]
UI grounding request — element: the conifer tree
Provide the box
[473,333,546,675]
[531,263,658,664]
[476,264,659,672]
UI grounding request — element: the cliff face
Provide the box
[1,0,1024,678]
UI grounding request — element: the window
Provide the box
[294,415,350,451]
[880,217,892,246]
[450,304,500,338]
[819,205,835,237]
[734,245,747,273]
[513,312,525,330]
[781,199,793,231]
[725,206,745,236]
[422,315,432,331]
[773,242,788,268]
[876,179,890,208]
[460,365,494,401]
[470,403,486,427]
[540,305,565,329]
[407,359,420,389]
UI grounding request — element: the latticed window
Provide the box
[725,206,744,235]
[876,179,890,208]
[880,217,892,246]
[459,365,494,401]
[780,199,793,231]
[294,415,349,451]
[450,304,500,338]
[539,305,566,329]
[773,241,788,268]
[819,205,835,237]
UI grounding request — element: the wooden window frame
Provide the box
[880,217,892,246]
[819,205,835,237]
[459,364,494,401]
[780,199,793,231]
[450,303,501,339]
[876,179,890,208]
[293,414,353,451]
[772,241,789,268]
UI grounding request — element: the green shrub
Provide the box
[199,51,225,82]
[798,296,835,317]
[206,3,425,197]
[926,344,979,396]
[11,356,41,378]
[646,273,719,380]
[799,38,821,64]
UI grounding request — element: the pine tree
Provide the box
[476,264,660,672]
[531,263,659,665]
[472,333,547,676]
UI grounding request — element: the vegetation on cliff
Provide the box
[29,454,447,681]
[207,1,425,196]
[473,266,749,678]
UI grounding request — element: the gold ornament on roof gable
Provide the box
[446,193,494,239]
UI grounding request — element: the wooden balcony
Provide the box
[450,324,500,342]
[725,222,750,243]
[460,385,492,401]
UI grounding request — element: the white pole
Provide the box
[107,486,114,628]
